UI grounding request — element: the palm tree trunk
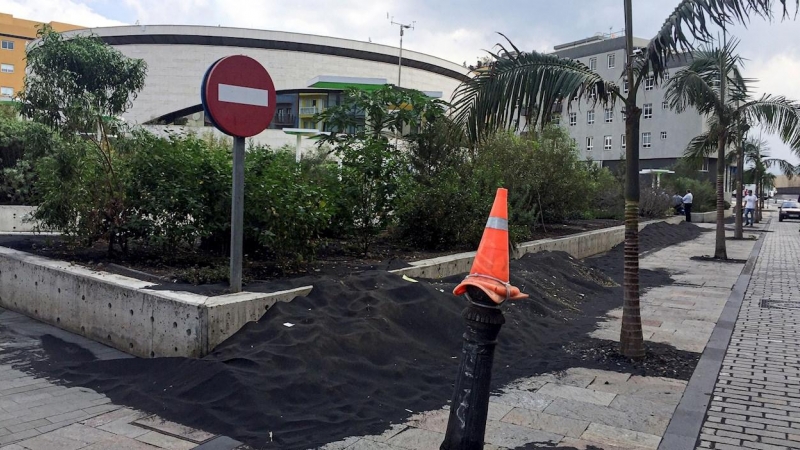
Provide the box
[619,0,644,359]
[714,134,728,259]
[734,122,744,239]
[756,177,763,222]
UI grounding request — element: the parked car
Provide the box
[779,201,800,222]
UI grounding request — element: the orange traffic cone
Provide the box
[453,188,528,305]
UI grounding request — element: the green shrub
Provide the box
[394,126,594,250]
[0,117,63,205]
[244,146,334,267]
[116,130,232,252]
[638,187,671,219]
[586,163,624,219]
[665,176,716,212]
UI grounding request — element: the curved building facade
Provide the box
[63,25,468,127]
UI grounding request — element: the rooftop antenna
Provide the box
[388,13,415,87]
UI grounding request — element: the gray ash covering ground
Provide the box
[11,222,703,450]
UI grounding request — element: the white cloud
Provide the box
[0,0,123,26]
[746,48,800,167]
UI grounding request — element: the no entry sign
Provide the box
[202,55,276,137]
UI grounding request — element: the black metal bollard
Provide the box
[440,285,505,450]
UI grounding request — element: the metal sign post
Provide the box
[201,55,276,292]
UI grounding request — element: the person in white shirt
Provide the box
[744,190,758,226]
[682,190,693,222]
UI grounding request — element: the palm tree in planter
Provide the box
[451,0,796,358]
[669,40,800,249]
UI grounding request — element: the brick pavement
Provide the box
[698,218,800,450]
[0,309,247,450]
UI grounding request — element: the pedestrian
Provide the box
[672,192,684,216]
[744,189,758,226]
[683,189,693,223]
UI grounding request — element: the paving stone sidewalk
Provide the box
[697,217,800,450]
[318,223,756,450]
[0,309,248,450]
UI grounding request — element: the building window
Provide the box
[642,132,652,148]
[587,110,595,124]
[552,114,561,125]
[621,108,626,120]
[664,70,670,80]
[643,103,653,119]
[661,131,667,140]
[0,87,11,97]
[662,100,669,110]
[623,78,629,93]
[586,136,594,152]
[644,76,655,91]
[607,53,615,69]
[0,64,12,73]
[604,108,613,123]
[589,57,597,71]
[569,112,577,126]
[604,135,612,151]
[1,41,13,50]
[700,159,709,172]
[621,134,626,149]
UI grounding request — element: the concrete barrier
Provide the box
[690,208,733,224]
[390,216,685,279]
[0,206,39,232]
[0,245,311,358]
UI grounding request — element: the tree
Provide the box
[450,0,796,358]
[314,85,446,254]
[18,25,147,254]
[741,138,796,220]
[20,25,146,134]
[670,40,800,251]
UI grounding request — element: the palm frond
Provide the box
[666,66,725,115]
[763,157,798,177]
[644,0,797,80]
[738,94,800,150]
[684,128,718,162]
[451,38,618,141]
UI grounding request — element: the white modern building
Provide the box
[61,25,468,148]
[552,34,733,189]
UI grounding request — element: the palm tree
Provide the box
[742,138,796,220]
[451,0,796,358]
[670,41,800,252]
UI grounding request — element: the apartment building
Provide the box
[0,13,83,101]
[553,34,731,186]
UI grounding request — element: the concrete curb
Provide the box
[391,216,684,279]
[657,220,769,450]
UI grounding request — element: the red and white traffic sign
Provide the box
[201,55,276,137]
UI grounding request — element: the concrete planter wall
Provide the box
[0,205,38,232]
[390,216,685,279]
[0,245,311,358]
[690,208,733,224]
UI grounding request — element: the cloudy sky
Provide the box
[2,0,799,168]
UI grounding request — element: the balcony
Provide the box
[272,114,297,128]
[299,106,321,116]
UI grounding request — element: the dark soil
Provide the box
[5,222,701,450]
[0,219,621,295]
